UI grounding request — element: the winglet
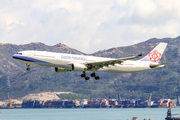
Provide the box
[139,42,167,63]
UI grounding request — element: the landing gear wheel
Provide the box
[91,73,96,77]
[26,68,30,71]
[95,76,100,80]
[81,74,86,77]
[85,76,90,80]
[81,71,87,78]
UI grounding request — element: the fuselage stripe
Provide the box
[12,55,50,64]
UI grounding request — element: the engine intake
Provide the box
[72,63,87,71]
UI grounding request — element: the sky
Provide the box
[0,0,180,53]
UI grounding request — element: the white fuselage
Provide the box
[13,50,161,73]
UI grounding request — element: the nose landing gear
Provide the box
[26,64,30,71]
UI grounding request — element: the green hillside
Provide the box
[0,36,180,100]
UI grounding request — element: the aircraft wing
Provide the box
[86,54,142,69]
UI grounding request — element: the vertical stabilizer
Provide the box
[140,42,167,63]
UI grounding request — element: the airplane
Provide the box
[12,42,168,80]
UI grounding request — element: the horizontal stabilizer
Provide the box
[149,63,170,68]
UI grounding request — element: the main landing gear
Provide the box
[81,71,90,80]
[91,72,100,80]
[81,71,100,80]
[26,64,30,71]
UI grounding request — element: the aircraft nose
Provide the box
[12,54,18,59]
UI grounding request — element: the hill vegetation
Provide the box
[57,93,89,100]
[1,36,180,100]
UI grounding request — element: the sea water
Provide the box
[0,108,180,120]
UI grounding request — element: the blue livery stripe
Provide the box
[12,55,50,64]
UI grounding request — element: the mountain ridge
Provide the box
[0,36,180,100]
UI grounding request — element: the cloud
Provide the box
[0,0,180,53]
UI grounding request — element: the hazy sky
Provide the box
[0,0,180,53]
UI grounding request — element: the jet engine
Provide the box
[72,63,87,71]
[55,67,68,72]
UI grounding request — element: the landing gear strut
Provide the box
[26,64,30,71]
[81,71,90,80]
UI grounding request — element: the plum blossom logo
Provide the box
[148,50,161,62]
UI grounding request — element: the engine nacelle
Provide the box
[55,67,68,72]
[72,63,87,71]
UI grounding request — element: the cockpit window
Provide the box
[17,53,22,55]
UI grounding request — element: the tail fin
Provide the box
[140,42,167,63]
